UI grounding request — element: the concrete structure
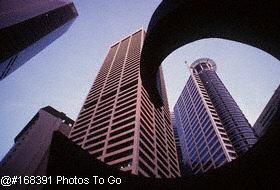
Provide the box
[253,85,280,138]
[174,58,257,174]
[45,106,280,190]
[69,29,180,178]
[138,0,279,182]
[0,106,73,180]
[0,0,78,80]
[140,0,280,108]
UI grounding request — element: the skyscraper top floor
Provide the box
[189,58,217,74]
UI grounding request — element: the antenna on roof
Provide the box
[185,60,191,72]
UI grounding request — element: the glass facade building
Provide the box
[0,0,78,80]
[174,58,257,174]
[69,29,180,178]
[171,112,185,175]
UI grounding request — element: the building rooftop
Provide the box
[189,58,217,73]
[14,106,73,142]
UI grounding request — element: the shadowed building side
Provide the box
[171,112,186,176]
[0,106,73,190]
[0,0,78,80]
[253,85,280,138]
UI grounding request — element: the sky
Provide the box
[0,0,280,159]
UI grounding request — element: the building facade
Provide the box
[174,58,257,174]
[0,0,78,80]
[0,106,73,183]
[69,29,180,178]
[253,85,280,138]
[171,112,185,176]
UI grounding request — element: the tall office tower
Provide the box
[174,58,257,174]
[171,113,185,176]
[253,85,280,138]
[69,29,180,178]
[0,0,78,80]
[0,106,73,180]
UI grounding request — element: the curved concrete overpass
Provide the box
[141,0,280,107]
[139,0,280,188]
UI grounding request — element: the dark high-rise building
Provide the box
[0,0,78,80]
[69,29,180,178]
[171,112,185,176]
[253,85,280,138]
[0,106,73,180]
[174,58,257,174]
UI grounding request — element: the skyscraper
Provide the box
[0,0,78,80]
[174,58,257,174]
[69,29,180,178]
[253,85,280,138]
[171,112,185,176]
[0,106,73,178]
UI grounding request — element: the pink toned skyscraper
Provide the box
[69,29,180,178]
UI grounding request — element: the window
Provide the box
[104,149,133,163]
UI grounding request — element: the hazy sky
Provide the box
[0,0,279,159]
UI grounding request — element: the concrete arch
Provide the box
[139,0,280,188]
[141,0,280,107]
